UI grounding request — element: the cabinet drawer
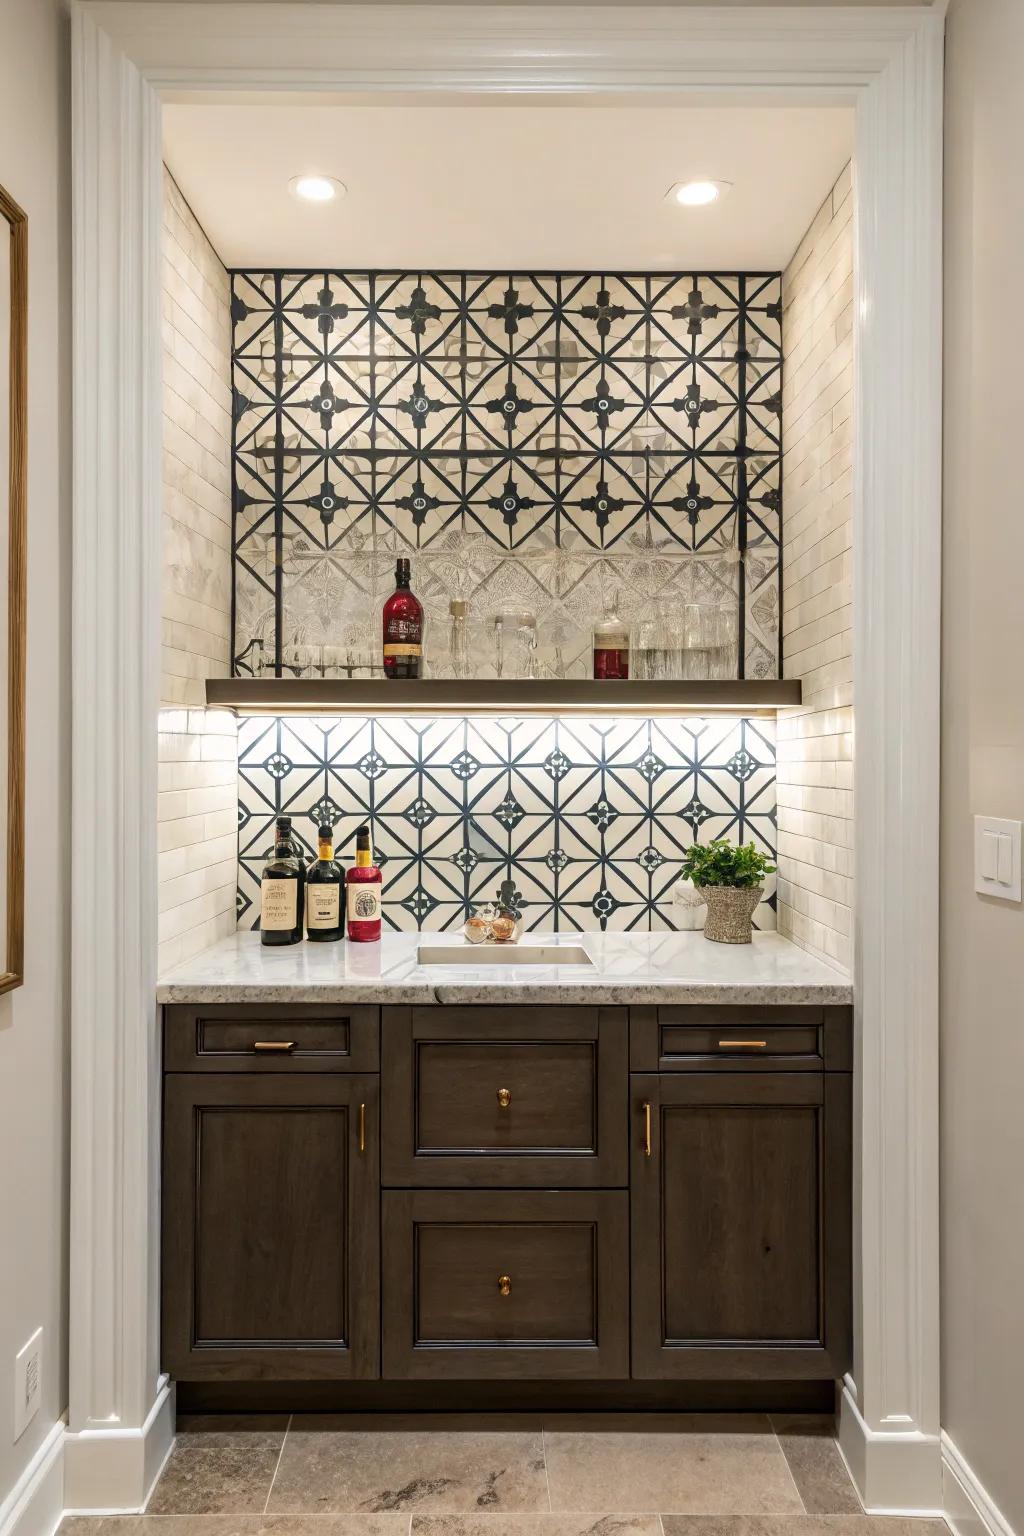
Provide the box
[382,1189,628,1379]
[630,1005,852,1072]
[164,1003,379,1072]
[382,1006,627,1186]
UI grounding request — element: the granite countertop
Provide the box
[156,930,852,1006]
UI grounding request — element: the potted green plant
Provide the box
[679,840,776,945]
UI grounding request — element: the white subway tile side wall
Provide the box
[158,169,238,972]
[776,165,854,970]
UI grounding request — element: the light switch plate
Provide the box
[974,816,1022,902]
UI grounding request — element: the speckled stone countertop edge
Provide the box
[156,931,853,1007]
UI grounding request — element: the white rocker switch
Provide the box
[974,816,1022,902]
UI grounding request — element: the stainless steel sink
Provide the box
[417,942,594,967]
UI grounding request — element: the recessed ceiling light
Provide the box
[289,174,346,203]
[667,179,732,207]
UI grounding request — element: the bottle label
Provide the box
[307,885,341,930]
[261,879,297,931]
[385,617,420,639]
[347,884,382,923]
[383,643,422,658]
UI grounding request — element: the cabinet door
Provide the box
[163,1073,380,1380]
[631,1073,851,1380]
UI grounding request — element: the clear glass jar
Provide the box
[449,599,470,679]
[592,598,630,679]
[494,609,537,679]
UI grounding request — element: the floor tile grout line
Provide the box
[542,1427,552,1513]
[262,1411,292,1517]
[769,1413,809,1516]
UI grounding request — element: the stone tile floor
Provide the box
[59,1413,949,1536]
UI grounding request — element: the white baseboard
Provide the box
[838,1378,943,1515]
[943,1431,1018,1536]
[0,1419,66,1536]
[63,1376,175,1515]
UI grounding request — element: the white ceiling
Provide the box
[162,100,853,272]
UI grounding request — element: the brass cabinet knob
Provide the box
[498,1274,512,1296]
[497,1088,512,1108]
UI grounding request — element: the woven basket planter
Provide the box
[701,884,763,945]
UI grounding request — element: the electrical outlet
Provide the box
[14,1328,42,1441]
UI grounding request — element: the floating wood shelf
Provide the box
[205,678,801,717]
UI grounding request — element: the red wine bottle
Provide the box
[382,558,423,679]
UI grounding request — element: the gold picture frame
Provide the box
[0,181,26,995]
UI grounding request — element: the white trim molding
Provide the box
[0,1421,65,1536]
[69,0,165,1509]
[69,0,945,1512]
[943,1432,1019,1536]
[844,0,945,1513]
[64,1378,176,1517]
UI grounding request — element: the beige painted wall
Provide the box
[0,0,70,1512]
[776,168,854,971]
[158,170,237,975]
[941,0,1024,1528]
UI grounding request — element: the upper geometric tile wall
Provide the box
[231,270,783,679]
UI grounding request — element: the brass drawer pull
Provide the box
[498,1274,512,1297]
[253,1040,295,1052]
[496,1088,512,1108]
[643,1100,652,1158]
[718,1039,768,1049]
[358,1102,366,1154]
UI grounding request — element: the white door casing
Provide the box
[68,1,945,1514]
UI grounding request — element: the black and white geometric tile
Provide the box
[237,713,777,933]
[231,270,783,679]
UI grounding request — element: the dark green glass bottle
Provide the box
[259,814,305,946]
[305,821,345,942]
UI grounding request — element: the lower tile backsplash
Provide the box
[237,714,777,933]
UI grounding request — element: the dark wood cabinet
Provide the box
[630,1069,851,1380]
[630,1004,852,1073]
[382,1189,629,1380]
[163,1071,380,1380]
[164,1001,379,1073]
[382,1005,627,1187]
[162,999,851,1399]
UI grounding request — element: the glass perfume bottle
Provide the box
[592,596,630,679]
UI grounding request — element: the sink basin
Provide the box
[417,942,593,967]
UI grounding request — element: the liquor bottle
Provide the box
[305,821,345,942]
[346,824,383,942]
[259,814,305,946]
[592,595,630,679]
[382,557,423,679]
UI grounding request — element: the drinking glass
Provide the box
[282,640,320,677]
[321,645,347,679]
[493,610,538,679]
